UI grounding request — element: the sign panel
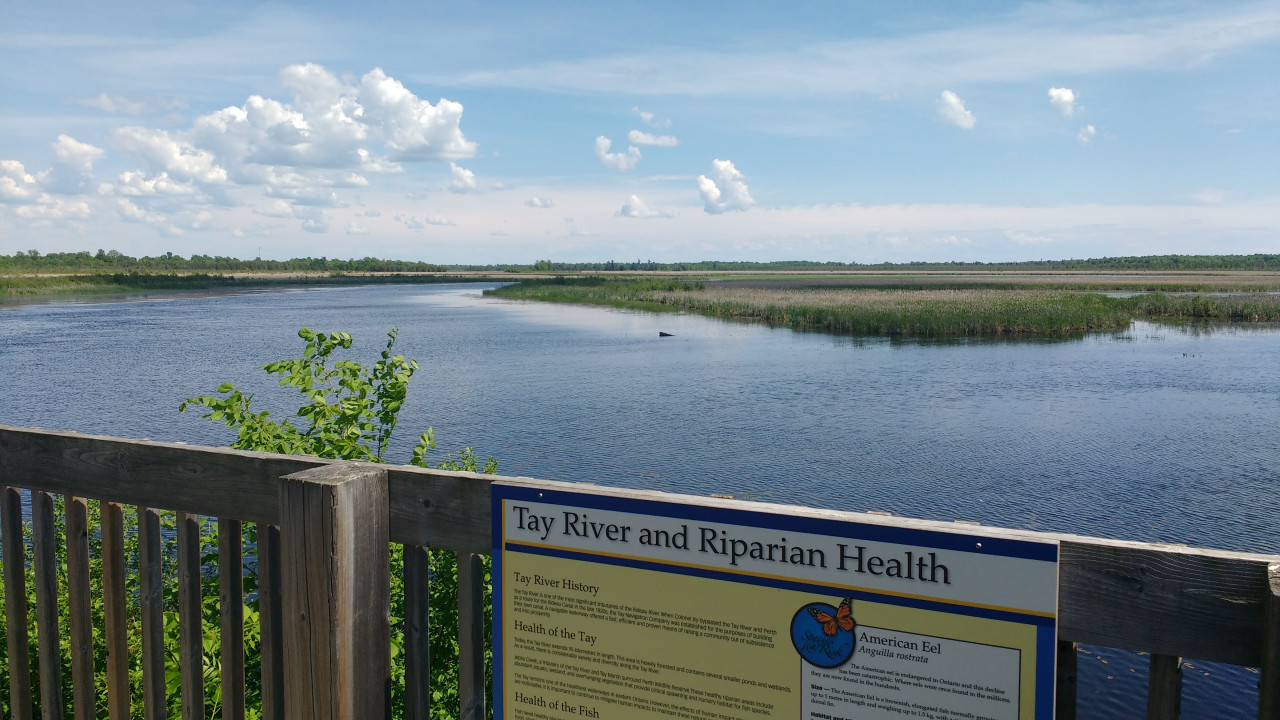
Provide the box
[493,484,1059,720]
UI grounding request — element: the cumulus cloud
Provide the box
[594,136,641,171]
[0,160,41,203]
[43,135,105,194]
[938,91,976,129]
[525,196,554,208]
[345,221,371,234]
[697,159,754,214]
[1048,87,1076,116]
[618,194,674,219]
[627,130,679,147]
[426,214,455,226]
[449,162,478,193]
[111,126,228,185]
[1078,125,1097,144]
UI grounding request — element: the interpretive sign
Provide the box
[493,483,1059,720]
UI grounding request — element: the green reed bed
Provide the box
[486,278,1280,337]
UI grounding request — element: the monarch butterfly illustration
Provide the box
[808,597,855,636]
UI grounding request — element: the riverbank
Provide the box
[0,271,512,299]
[485,275,1280,337]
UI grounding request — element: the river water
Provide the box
[2,282,1277,718]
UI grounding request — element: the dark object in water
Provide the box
[659,331,674,337]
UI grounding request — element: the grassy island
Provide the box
[485,275,1280,337]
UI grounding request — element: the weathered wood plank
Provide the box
[278,464,390,720]
[1055,641,1077,720]
[403,544,431,720]
[32,491,67,720]
[257,524,284,720]
[1145,654,1182,720]
[177,512,206,720]
[458,552,486,720]
[218,519,246,720]
[139,507,167,720]
[2,485,35,720]
[387,467,494,552]
[101,502,131,720]
[66,496,96,720]
[1059,540,1272,666]
[1260,563,1279,720]
[0,425,324,524]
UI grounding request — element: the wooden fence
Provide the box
[1,425,1277,720]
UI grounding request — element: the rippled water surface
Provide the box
[2,283,1277,718]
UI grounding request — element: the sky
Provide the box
[1,1,1277,264]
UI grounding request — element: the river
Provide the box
[2,282,1277,718]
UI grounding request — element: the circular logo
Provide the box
[790,598,857,668]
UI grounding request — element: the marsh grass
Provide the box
[487,277,1280,337]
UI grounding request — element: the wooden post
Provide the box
[278,463,390,720]
[1260,562,1279,720]
[1146,654,1182,720]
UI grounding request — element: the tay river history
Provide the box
[2,282,1278,718]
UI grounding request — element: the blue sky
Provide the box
[1,1,1277,264]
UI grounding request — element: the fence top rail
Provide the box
[2,423,1278,666]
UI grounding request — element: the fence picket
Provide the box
[458,552,486,720]
[101,502,131,720]
[404,544,432,720]
[218,519,246,720]
[2,485,34,720]
[66,496,95,720]
[33,491,67,720]
[139,506,166,720]
[177,512,205,720]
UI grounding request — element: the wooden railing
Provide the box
[1,425,1278,720]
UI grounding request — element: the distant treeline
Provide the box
[4,250,1280,274]
[474,255,1280,272]
[1,249,447,274]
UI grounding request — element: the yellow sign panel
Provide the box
[494,485,1058,720]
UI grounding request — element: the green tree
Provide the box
[181,327,495,719]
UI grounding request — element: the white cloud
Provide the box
[594,136,641,171]
[525,196,554,208]
[426,214,455,226]
[107,171,197,197]
[77,93,187,115]
[697,159,755,214]
[111,126,228,185]
[449,162,478,193]
[0,160,41,203]
[627,130,679,147]
[356,67,477,160]
[632,107,672,129]
[1078,124,1097,144]
[618,194,674,219]
[345,221,371,234]
[937,91,975,130]
[1048,87,1076,116]
[41,135,105,194]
